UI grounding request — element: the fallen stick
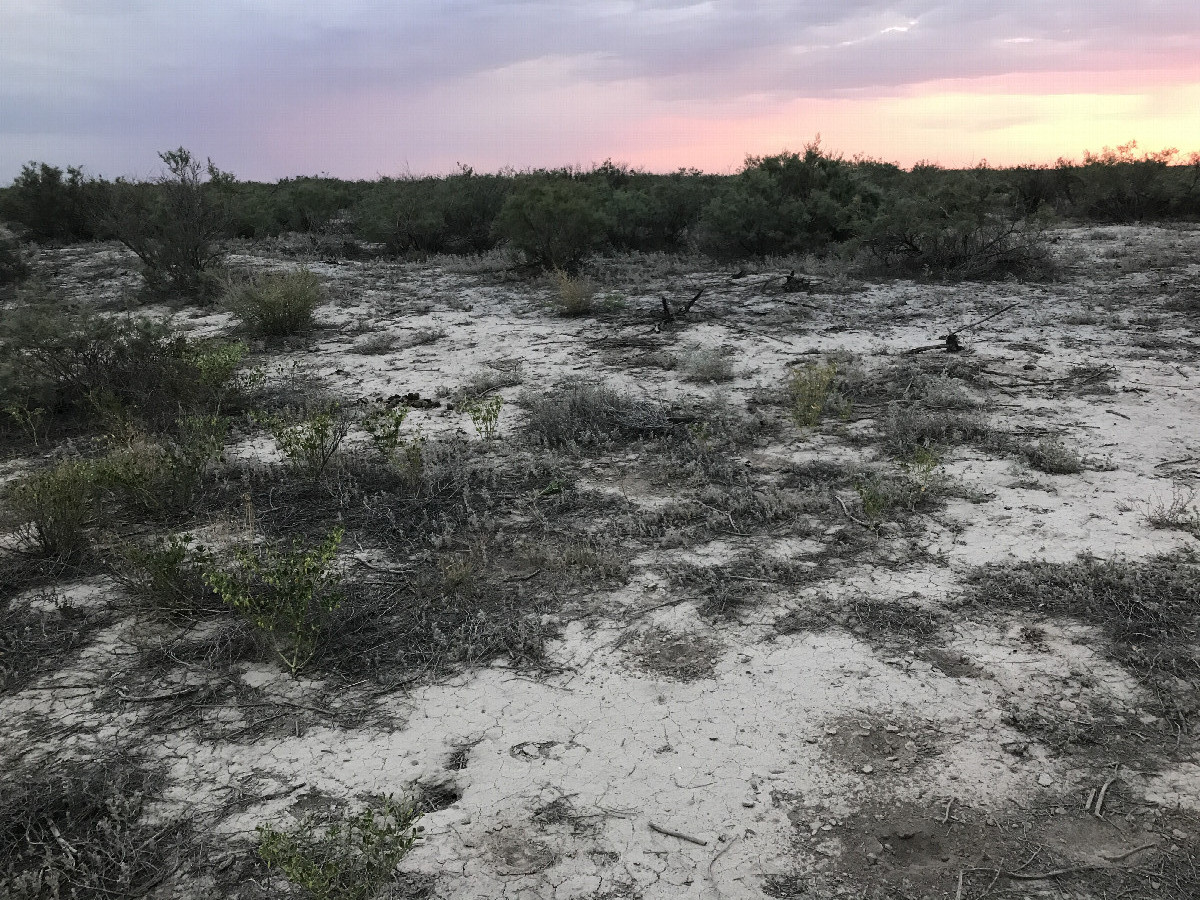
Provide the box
[947,302,1020,338]
[1093,772,1119,817]
[1101,842,1158,862]
[649,822,709,846]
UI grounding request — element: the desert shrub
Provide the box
[864,169,1052,279]
[697,144,878,258]
[353,167,510,255]
[547,268,595,316]
[6,459,101,559]
[203,527,345,676]
[0,230,30,288]
[522,381,672,448]
[257,796,423,900]
[1020,438,1084,475]
[1,302,245,434]
[95,147,232,299]
[0,758,186,899]
[878,404,993,458]
[462,395,503,440]
[266,403,351,480]
[98,415,227,518]
[228,268,323,337]
[491,178,610,270]
[0,162,103,243]
[854,458,945,522]
[117,534,223,617]
[1144,484,1200,538]
[1071,141,1184,222]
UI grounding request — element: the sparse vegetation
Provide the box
[462,395,503,440]
[257,795,423,900]
[547,268,595,316]
[267,403,351,480]
[6,458,100,559]
[1021,437,1085,474]
[787,361,841,426]
[680,349,736,383]
[1145,484,1200,538]
[522,380,672,448]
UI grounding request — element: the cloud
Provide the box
[1,1,1198,178]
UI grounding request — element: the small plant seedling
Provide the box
[362,404,423,480]
[257,795,423,900]
[463,395,503,440]
[4,402,47,446]
[904,446,942,492]
[203,526,345,676]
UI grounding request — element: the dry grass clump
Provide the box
[0,756,188,898]
[1,589,101,693]
[547,269,596,316]
[787,361,841,426]
[680,349,736,383]
[227,268,323,337]
[1020,437,1086,475]
[1145,484,1200,538]
[521,380,673,448]
[878,405,993,458]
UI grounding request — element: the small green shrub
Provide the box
[788,362,839,426]
[257,795,423,900]
[522,381,671,448]
[118,534,222,616]
[99,415,227,517]
[228,269,323,337]
[6,459,100,559]
[203,527,345,676]
[854,465,942,522]
[462,395,503,440]
[361,404,423,480]
[267,404,350,479]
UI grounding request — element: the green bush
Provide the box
[118,534,222,616]
[0,231,30,288]
[228,268,323,337]
[1,305,245,434]
[863,168,1052,279]
[95,148,233,299]
[6,459,100,559]
[266,403,351,479]
[462,395,503,440]
[788,362,840,426]
[203,527,345,676]
[361,404,423,480]
[257,796,423,900]
[698,144,878,258]
[0,162,103,243]
[491,178,610,270]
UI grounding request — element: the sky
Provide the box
[2,1,1199,182]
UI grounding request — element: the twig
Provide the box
[954,869,964,900]
[836,496,872,529]
[1094,770,1119,818]
[946,302,1019,338]
[942,797,955,825]
[1101,842,1159,862]
[649,822,708,846]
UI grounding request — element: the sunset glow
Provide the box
[2,2,1198,180]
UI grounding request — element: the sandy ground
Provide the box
[2,223,1199,899]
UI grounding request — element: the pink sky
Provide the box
[2,2,1199,180]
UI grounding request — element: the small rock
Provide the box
[862,765,874,774]
[1038,773,1055,787]
[742,801,756,808]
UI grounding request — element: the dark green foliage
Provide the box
[0,302,244,435]
[95,148,233,299]
[354,166,510,255]
[698,144,879,258]
[0,231,30,287]
[492,177,611,270]
[1073,142,1197,222]
[0,162,103,243]
[862,166,1052,279]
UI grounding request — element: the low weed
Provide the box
[878,404,993,458]
[462,395,503,440]
[228,268,323,337]
[117,534,222,618]
[99,415,227,517]
[361,404,424,480]
[203,527,345,676]
[257,795,423,900]
[267,404,351,479]
[1144,484,1200,538]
